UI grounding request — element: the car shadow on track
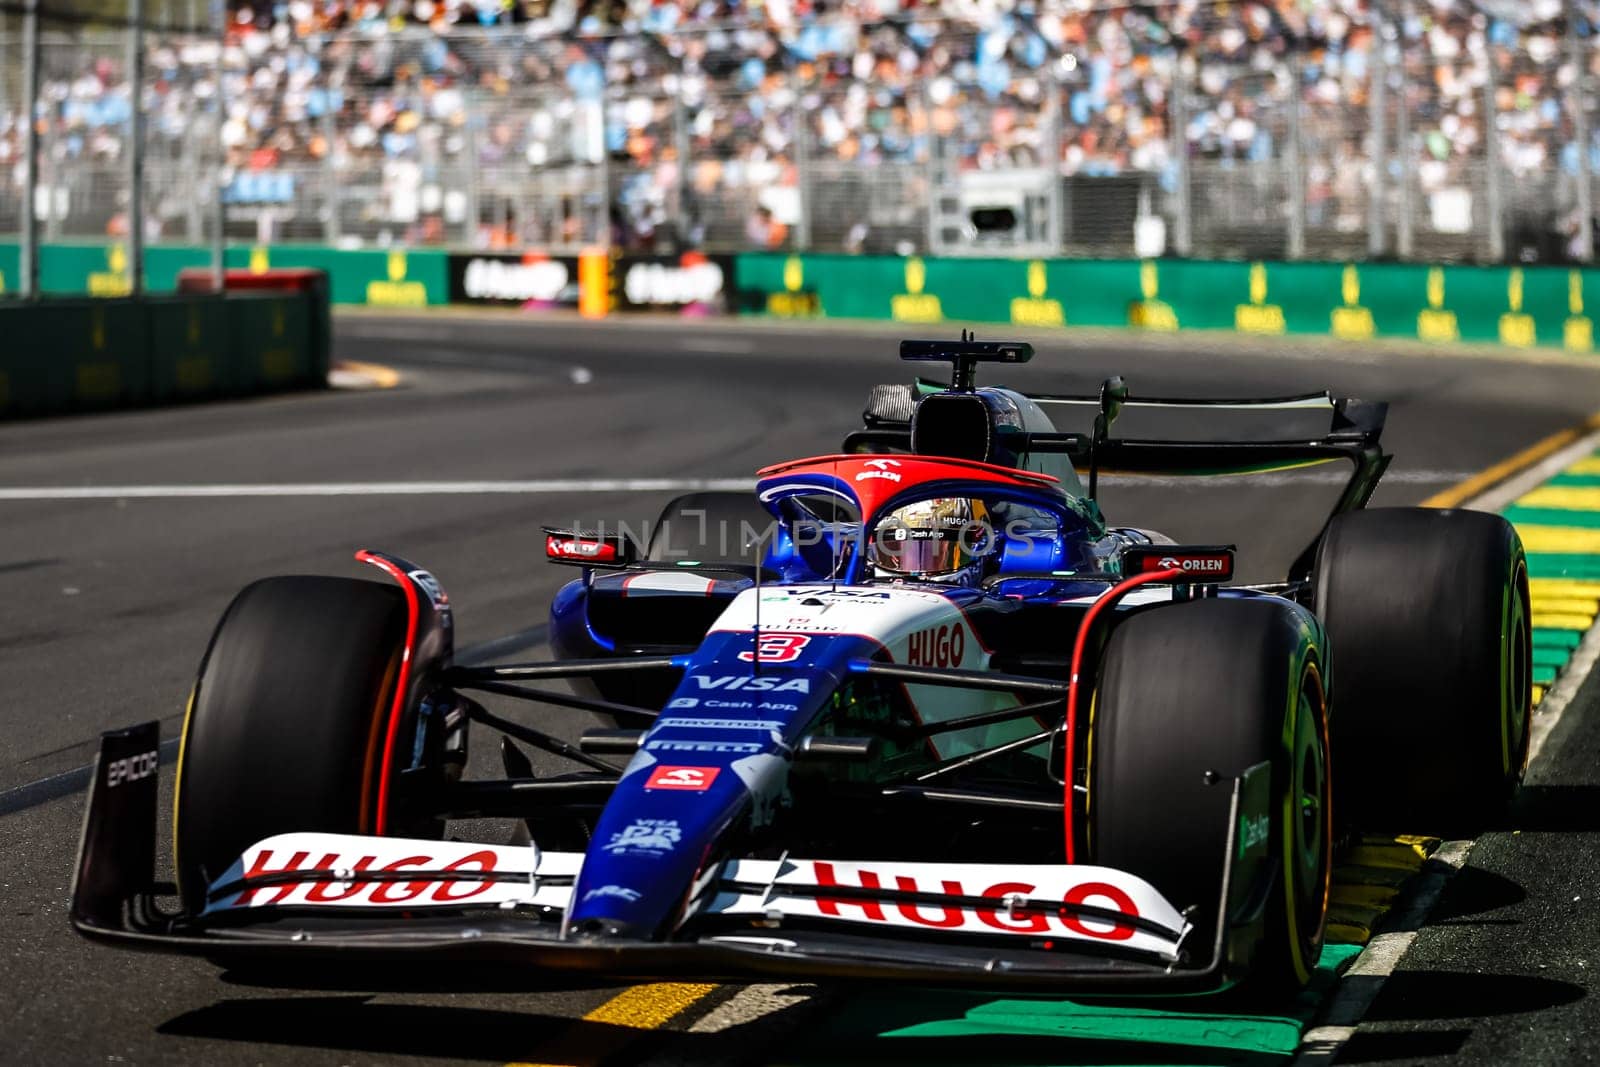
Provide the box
[1422,864,1527,924]
[215,963,621,996]
[1360,970,1586,1022]
[1497,784,1600,833]
[159,996,606,1062]
[1329,972,1586,1065]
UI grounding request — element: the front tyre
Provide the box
[174,576,412,912]
[1090,598,1331,991]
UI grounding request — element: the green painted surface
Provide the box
[1503,506,1600,527]
[734,253,1600,353]
[1545,472,1600,487]
[1533,629,1584,650]
[1534,646,1574,669]
[1534,664,1559,686]
[1526,553,1600,579]
[782,944,1362,1066]
[0,241,447,305]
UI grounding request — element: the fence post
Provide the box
[184,46,203,244]
[128,0,146,296]
[210,0,225,287]
[463,89,479,248]
[1286,46,1305,259]
[20,1,40,298]
[923,80,939,255]
[44,97,60,241]
[674,83,694,248]
[1047,72,1064,254]
[1484,56,1505,262]
[1367,12,1387,258]
[1395,4,1414,260]
[1571,0,1593,261]
[792,71,810,251]
[1171,49,1192,256]
[322,91,340,244]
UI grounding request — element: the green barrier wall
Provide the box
[0,291,319,419]
[0,242,447,306]
[735,253,1600,353]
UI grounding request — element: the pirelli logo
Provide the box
[1124,545,1235,583]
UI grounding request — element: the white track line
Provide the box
[0,479,755,501]
[686,984,815,1034]
[1295,424,1600,1064]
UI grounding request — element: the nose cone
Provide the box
[562,626,862,941]
[566,749,788,940]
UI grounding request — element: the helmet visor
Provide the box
[873,526,968,575]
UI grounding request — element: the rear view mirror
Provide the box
[1087,376,1130,501]
[1098,375,1129,432]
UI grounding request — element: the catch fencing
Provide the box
[1,6,1598,268]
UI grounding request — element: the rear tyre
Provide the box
[174,576,412,912]
[645,491,772,564]
[1090,598,1331,991]
[1313,507,1530,835]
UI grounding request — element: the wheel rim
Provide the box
[1286,666,1331,975]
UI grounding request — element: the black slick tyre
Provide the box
[174,576,410,912]
[1089,598,1331,991]
[1313,507,1530,835]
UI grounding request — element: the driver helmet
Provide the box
[870,497,992,583]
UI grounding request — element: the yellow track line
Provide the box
[332,359,402,388]
[1517,526,1600,554]
[580,982,718,1028]
[1517,486,1600,510]
[1422,411,1600,508]
[509,983,717,1067]
[1531,578,1600,598]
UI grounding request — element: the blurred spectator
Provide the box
[3,0,1595,256]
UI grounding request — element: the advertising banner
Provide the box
[732,252,1600,354]
[612,253,735,314]
[448,252,579,307]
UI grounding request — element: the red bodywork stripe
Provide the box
[1063,568,1183,865]
[756,453,1061,485]
[356,550,420,837]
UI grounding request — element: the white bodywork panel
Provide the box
[206,833,1189,962]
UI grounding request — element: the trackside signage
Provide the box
[448,253,578,306]
[612,254,735,313]
[713,858,1189,960]
[206,833,580,913]
[730,252,1600,353]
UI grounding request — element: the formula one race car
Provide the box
[73,338,1530,996]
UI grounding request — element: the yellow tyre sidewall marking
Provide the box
[170,686,198,877]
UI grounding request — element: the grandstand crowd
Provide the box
[0,0,1591,255]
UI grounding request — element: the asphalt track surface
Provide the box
[3,313,1600,1064]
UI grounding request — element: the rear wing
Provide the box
[847,375,1390,583]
